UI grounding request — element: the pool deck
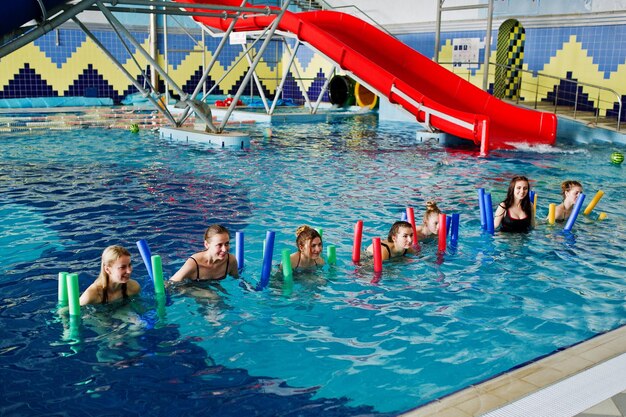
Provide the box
[402,325,626,417]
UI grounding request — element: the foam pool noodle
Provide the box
[478,188,486,229]
[58,272,69,306]
[372,237,382,273]
[66,273,80,317]
[136,239,154,280]
[327,245,336,265]
[259,231,275,289]
[548,203,556,225]
[438,213,447,253]
[563,193,586,232]
[151,255,165,295]
[583,190,604,215]
[352,220,363,264]
[484,192,494,234]
[281,249,293,285]
[406,207,417,245]
[236,231,244,271]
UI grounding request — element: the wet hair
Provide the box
[502,175,532,216]
[204,224,230,242]
[96,245,131,291]
[387,221,413,241]
[560,180,582,200]
[295,225,322,251]
[423,200,441,222]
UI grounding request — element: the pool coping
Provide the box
[401,324,626,417]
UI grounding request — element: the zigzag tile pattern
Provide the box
[1,22,624,119]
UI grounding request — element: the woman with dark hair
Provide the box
[169,224,239,282]
[494,175,535,233]
[80,245,141,305]
[366,220,417,260]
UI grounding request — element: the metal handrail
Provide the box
[442,61,622,131]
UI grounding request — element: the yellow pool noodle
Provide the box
[548,203,556,225]
[583,190,604,215]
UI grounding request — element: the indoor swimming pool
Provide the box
[0,114,624,416]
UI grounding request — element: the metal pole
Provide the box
[176,8,244,126]
[269,40,300,115]
[242,44,270,113]
[482,0,494,91]
[73,17,177,125]
[218,0,292,130]
[97,1,212,129]
[434,0,443,62]
[282,39,313,111]
[150,0,158,90]
[163,12,170,104]
[0,0,97,59]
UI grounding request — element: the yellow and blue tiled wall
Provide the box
[1,21,625,120]
[401,24,626,120]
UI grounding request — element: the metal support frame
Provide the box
[71,16,177,125]
[97,0,216,130]
[434,0,494,91]
[217,0,292,131]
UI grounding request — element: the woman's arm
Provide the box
[169,258,195,282]
[79,283,100,306]
[228,254,239,278]
[494,203,506,229]
[127,279,141,296]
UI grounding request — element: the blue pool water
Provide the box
[0,115,624,416]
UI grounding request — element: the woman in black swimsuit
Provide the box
[366,221,417,260]
[494,175,535,233]
[286,225,325,272]
[80,245,141,306]
[169,224,239,283]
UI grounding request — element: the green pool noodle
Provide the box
[151,255,165,295]
[316,227,323,238]
[281,249,293,284]
[156,293,166,319]
[66,273,80,316]
[68,314,81,340]
[58,271,69,306]
[327,245,336,265]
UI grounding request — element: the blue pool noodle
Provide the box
[563,193,586,232]
[450,213,460,244]
[259,231,275,289]
[136,239,154,280]
[478,188,486,229]
[446,215,452,236]
[236,231,244,271]
[401,211,408,221]
[484,193,494,234]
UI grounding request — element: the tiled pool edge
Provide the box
[401,325,626,417]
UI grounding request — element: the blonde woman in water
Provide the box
[80,245,141,306]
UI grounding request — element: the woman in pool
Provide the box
[80,245,141,306]
[286,225,325,272]
[494,175,535,233]
[414,201,442,241]
[366,221,417,260]
[551,180,583,222]
[170,224,239,282]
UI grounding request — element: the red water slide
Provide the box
[177,0,557,153]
